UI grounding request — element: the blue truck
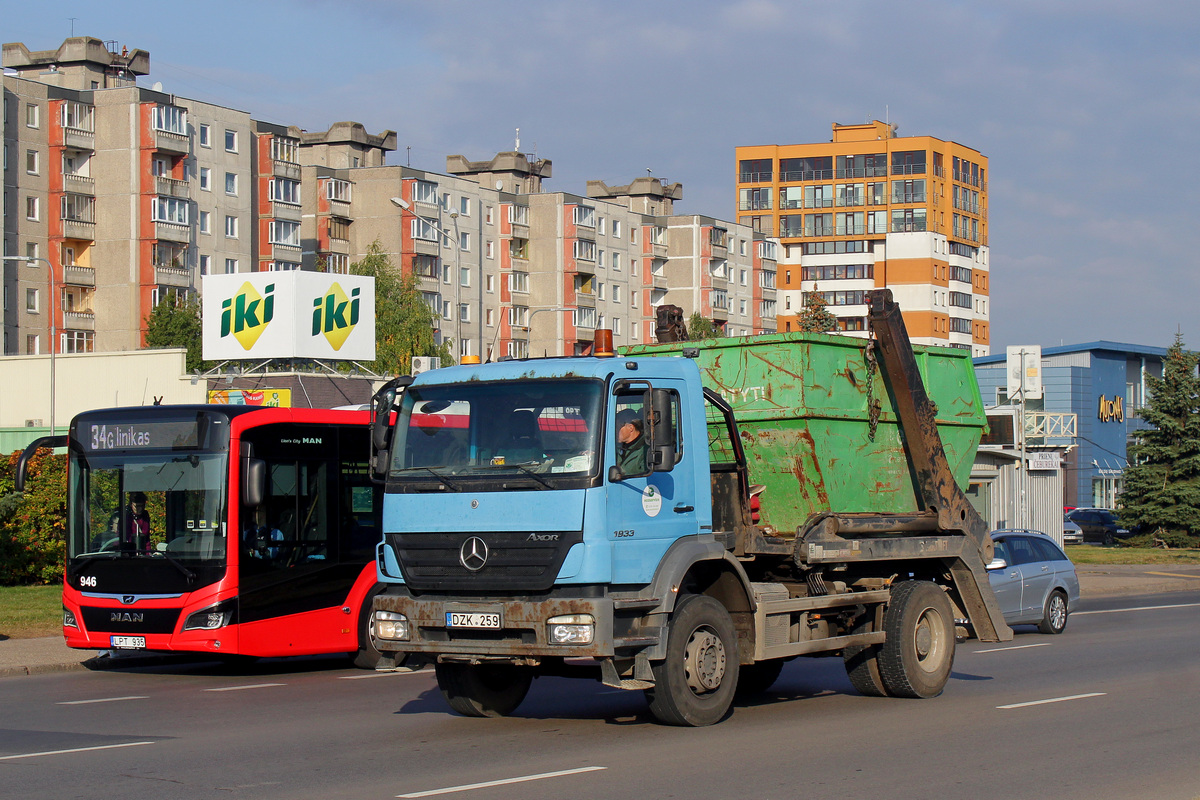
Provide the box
[367,291,1010,725]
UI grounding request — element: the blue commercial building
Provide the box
[974,342,1165,510]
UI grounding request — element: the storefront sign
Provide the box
[1097,394,1124,423]
[1027,452,1061,471]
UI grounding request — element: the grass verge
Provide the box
[0,585,62,640]
[1065,545,1200,566]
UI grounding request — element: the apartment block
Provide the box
[737,121,989,354]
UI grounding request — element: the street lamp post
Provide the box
[3,255,56,431]
[390,197,463,358]
[523,307,574,357]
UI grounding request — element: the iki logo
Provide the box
[312,283,360,351]
[220,282,274,350]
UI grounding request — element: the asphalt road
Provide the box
[2,591,1199,800]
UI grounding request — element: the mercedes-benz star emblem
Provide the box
[459,536,489,571]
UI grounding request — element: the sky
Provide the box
[6,0,1200,353]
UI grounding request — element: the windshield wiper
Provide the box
[509,463,553,490]
[395,466,461,492]
[154,550,197,584]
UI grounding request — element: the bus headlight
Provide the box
[374,610,409,641]
[63,608,78,629]
[547,614,594,645]
[183,607,232,631]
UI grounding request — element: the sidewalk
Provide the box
[5,565,1200,677]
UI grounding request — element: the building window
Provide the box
[412,218,439,242]
[612,220,621,239]
[26,103,40,128]
[224,258,238,274]
[459,196,470,216]
[326,254,349,274]
[152,105,187,134]
[271,137,299,164]
[270,261,301,271]
[611,252,621,271]
[486,308,494,327]
[612,284,622,304]
[199,211,210,234]
[459,267,470,287]
[199,167,211,191]
[510,271,529,293]
[508,340,529,359]
[27,334,40,355]
[573,307,597,329]
[26,288,39,313]
[326,179,351,202]
[225,216,238,238]
[199,255,210,275]
[573,205,595,227]
[508,205,529,225]
[25,150,38,175]
[269,220,300,246]
[442,300,453,321]
[485,206,494,225]
[199,124,210,147]
[459,304,470,323]
[486,274,495,293]
[60,331,95,353]
[26,197,39,221]
[61,101,94,131]
[485,240,494,259]
[151,197,189,225]
[224,129,238,152]
[459,232,470,252]
[225,172,238,195]
[270,178,301,204]
[509,305,529,327]
[574,240,597,262]
[413,180,438,205]
[328,217,351,240]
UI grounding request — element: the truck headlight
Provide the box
[374,610,409,641]
[547,614,594,645]
[183,607,231,630]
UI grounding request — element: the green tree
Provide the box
[352,241,453,375]
[1118,334,1200,538]
[799,285,838,333]
[687,312,724,340]
[0,447,67,585]
[144,292,205,372]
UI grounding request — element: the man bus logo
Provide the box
[312,283,360,351]
[220,282,275,350]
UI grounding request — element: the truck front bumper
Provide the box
[372,590,625,660]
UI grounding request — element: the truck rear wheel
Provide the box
[645,594,740,726]
[435,663,532,718]
[879,581,955,699]
[843,614,888,697]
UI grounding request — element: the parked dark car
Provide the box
[987,530,1080,634]
[1065,507,1131,545]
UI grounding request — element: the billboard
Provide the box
[202,273,375,361]
[207,389,293,407]
[1005,345,1042,401]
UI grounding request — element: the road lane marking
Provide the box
[1075,601,1200,616]
[203,683,285,692]
[974,643,1052,654]
[1145,572,1200,579]
[57,696,149,705]
[997,692,1106,709]
[397,766,607,798]
[0,741,154,760]
[339,670,428,680]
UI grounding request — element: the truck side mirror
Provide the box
[650,388,676,472]
[370,375,413,482]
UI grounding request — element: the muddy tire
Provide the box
[843,611,888,697]
[435,662,532,718]
[645,594,740,726]
[879,581,955,699]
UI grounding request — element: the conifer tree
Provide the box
[799,284,838,333]
[144,292,205,371]
[687,312,724,340]
[1118,334,1200,537]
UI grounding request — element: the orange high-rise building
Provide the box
[736,121,989,354]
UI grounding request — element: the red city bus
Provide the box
[18,404,386,666]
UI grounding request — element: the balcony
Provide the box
[891,164,926,176]
[156,176,190,199]
[575,291,596,309]
[272,242,302,262]
[411,236,439,256]
[63,265,96,287]
[155,221,191,243]
[62,173,95,195]
[154,128,190,155]
[63,126,95,151]
[509,221,530,240]
[63,219,96,241]
[273,159,301,181]
[154,265,191,288]
[738,172,773,184]
[738,201,772,211]
[273,202,302,222]
[62,310,95,331]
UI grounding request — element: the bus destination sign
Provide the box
[87,422,201,451]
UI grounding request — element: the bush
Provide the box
[1119,530,1200,549]
[0,448,67,585]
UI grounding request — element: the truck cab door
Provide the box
[607,381,699,584]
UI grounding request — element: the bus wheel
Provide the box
[879,581,955,699]
[435,662,532,717]
[645,594,739,726]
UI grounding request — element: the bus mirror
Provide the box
[243,458,266,508]
[650,388,676,472]
[14,435,67,492]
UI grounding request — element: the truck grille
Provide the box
[386,530,583,592]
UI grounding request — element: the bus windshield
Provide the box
[390,379,603,490]
[68,450,228,567]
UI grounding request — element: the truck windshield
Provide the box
[67,450,228,567]
[391,379,603,489]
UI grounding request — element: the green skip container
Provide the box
[623,331,986,538]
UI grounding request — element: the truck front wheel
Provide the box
[646,594,740,726]
[435,663,532,718]
[879,581,955,699]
